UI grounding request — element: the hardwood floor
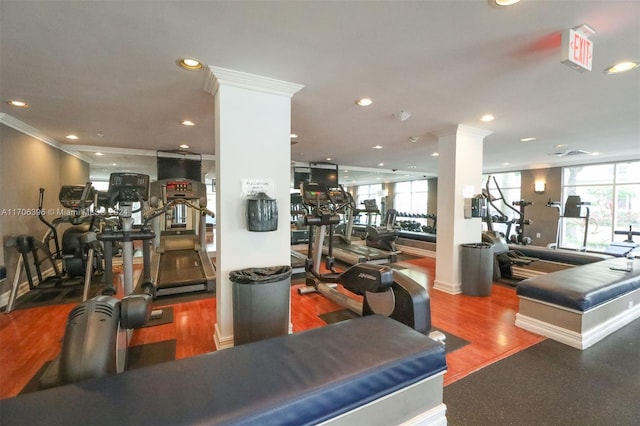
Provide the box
[0,255,544,400]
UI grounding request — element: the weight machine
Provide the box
[547,195,591,251]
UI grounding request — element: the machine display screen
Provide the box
[166,181,192,193]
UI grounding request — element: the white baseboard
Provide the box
[400,403,447,426]
[396,244,436,258]
[213,323,234,350]
[516,301,640,350]
[433,279,462,295]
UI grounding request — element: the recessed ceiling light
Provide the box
[378,162,384,167]
[326,157,332,161]
[66,134,79,140]
[553,144,568,149]
[408,166,417,169]
[356,98,374,106]
[520,137,537,142]
[177,58,203,71]
[95,152,104,156]
[110,163,118,167]
[6,100,29,108]
[603,61,639,74]
[180,120,195,126]
[480,114,495,122]
[590,152,601,156]
[502,162,511,166]
[372,145,383,149]
[431,152,439,157]
[290,133,298,139]
[488,0,521,7]
[179,144,190,149]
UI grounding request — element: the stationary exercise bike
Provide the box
[40,173,155,388]
[297,182,432,335]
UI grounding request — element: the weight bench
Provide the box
[515,258,640,349]
[0,315,447,425]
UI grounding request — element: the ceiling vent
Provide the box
[549,149,590,157]
[394,110,412,121]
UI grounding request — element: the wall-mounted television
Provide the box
[157,151,202,181]
[310,163,338,188]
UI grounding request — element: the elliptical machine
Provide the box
[4,183,105,313]
[41,173,155,388]
[297,182,432,335]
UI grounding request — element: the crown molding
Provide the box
[0,113,88,161]
[204,66,304,98]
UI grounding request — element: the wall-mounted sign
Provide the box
[242,179,274,198]
[561,25,595,72]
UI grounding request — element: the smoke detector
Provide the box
[408,136,420,143]
[394,110,412,121]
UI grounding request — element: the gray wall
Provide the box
[520,167,562,247]
[0,124,89,298]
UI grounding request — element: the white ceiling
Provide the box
[1,1,639,185]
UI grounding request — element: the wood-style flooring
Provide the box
[0,255,544,400]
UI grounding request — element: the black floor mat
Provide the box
[20,340,176,395]
[11,280,111,310]
[444,319,640,425]
[319,309,468,354]
[152,290,215,307]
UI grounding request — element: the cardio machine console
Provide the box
[108,173,150,203]
[58,185,95,209]
[165,180,197,199]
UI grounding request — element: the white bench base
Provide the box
[515,287,640,349]
[322,371,446,425]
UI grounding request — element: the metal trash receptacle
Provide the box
[230,265,292,345]
[461,243,494,296]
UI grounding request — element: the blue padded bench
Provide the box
[515,257,640,349]
[0,315,448,426]
[506,244,611,266]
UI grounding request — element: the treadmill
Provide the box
[309,187,396,265]
[146,178,215,297]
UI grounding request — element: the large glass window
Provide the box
[356,184,383,225]
[561,161,640,251]
[393,180,428,214]
[483,172,521,237]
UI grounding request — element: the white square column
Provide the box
[204,67,303,348]
[433,125,492,294]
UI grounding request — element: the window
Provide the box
[483,172,521,237]
[561,161,640,251]
[356,184,383,225]
[393,180,428,214]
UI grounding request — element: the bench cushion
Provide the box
[517,258,640,311]
[0,315,446,426]
[507,244,610,265]
[399,231,437,243]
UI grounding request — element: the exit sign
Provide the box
[561,25,595,72]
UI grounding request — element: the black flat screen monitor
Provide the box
[157,157,201,181]
[310,167,338,188]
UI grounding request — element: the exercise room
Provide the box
[1,1,639,425]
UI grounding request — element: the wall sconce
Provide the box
[534,182,546,194]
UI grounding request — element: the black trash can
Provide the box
[230,265,292,345]
[460,243,494,296]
